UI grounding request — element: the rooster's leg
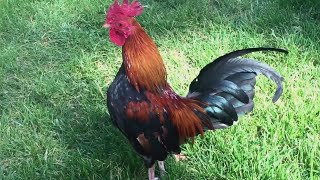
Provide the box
[157,161,166,176]
[148,164,157,180]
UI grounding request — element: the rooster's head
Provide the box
[103,0,144,46]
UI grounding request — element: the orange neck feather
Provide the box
[122,19,212,140]
[123,19,167,93]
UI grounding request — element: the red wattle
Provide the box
[110,29,125,46]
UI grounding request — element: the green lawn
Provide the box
[1,0,320,179]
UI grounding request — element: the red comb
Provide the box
[108,0,143,18]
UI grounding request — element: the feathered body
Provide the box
[107,19,212,166]
[104,0,287,179]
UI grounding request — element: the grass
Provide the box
[0,0,319,179]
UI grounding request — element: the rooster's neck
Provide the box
[123,20,167,93]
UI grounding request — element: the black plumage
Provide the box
[107,65,170,168]
[188,47,288,129]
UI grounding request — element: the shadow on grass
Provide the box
[140,0,320,46]
[47,86,145,178]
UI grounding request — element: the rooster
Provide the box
[103,0,287,179]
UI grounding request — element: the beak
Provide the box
[102,23,110,28]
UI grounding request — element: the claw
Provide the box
[174,153,187,161]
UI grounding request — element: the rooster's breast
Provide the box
[106,65,147,135]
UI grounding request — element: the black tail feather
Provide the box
[188,47,287,129]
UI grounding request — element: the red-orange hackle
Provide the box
[121,13,212,140]
[123,19,167,93]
